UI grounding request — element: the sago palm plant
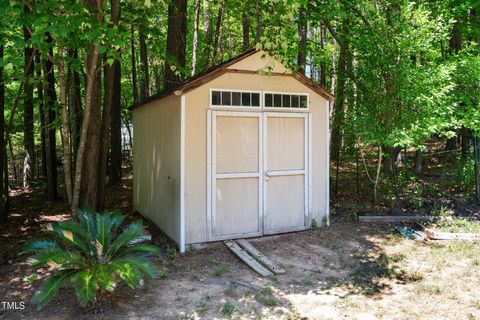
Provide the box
[23,208,160,310]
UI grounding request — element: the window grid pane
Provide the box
[251,93,260,106]
[265,94,272,107]
[274,94,282,107]
[212,91,221,105]
[241,92,251,106]
[221,91,232,106]
[232,92,241,106]
[213,91,307,108]
[291,95,299,108]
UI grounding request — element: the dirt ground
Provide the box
[1,169,480,319]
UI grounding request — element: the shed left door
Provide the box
[210,111,263,240]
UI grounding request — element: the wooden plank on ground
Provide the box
[224,240,273,277]
[237,239,286,274]
[358,215,437,223]
[429,232,480,241]
[416,224,480,241]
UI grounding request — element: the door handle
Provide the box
[265,172,270,181]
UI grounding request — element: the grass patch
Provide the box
[415,283,444,295]
[213,264,229,277]
[430,218,480,233]
[195,295,210,314]
[254,287,279,307]
[221,302,236,316]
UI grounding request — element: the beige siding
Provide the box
[227,51,289,73]
[184,72,329,244]
[133,96,182,245]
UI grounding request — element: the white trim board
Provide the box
[209,111,264,241]
[179,95,186,253]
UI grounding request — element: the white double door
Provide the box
[210,111,310,241]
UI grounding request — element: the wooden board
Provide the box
[415,223,480,241]
[237,239,286,274]
[224,241,273,277]
[358,216,437,223]
[416,224,480,241]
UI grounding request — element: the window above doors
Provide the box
[211,89,261,108]
[210,89,309,111]
[264,92,308,109]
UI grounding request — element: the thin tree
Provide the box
[43,34,58,201]
[319,22,327,87]
[165,0,187,91]
[191,0,201,75]
[35,52,47,178]
[0,43,7,222]
[297,6,307,75]
[57,48,73,204]
[211,0,225,66]
[23,6,35,189]
[130,25,139,103]
[139,29,149,99]
[255,0,263,42]
[329,21,348,160]
[71,0,104,211]
[98,0,121,210]
[67,49,82,161]
[242,0,250,52]
[109,58,122,187]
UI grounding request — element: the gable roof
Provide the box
[130,50,334,110]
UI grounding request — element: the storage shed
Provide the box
[131,50,334,252]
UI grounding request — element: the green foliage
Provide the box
[213,264,229,277]
[453,158,476,193]
[220,302,236,316]
[310,218,318,230]
[24,208,160,310]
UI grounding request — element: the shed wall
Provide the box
[226,51,289,73]
[184,72,329,244]
[133,96,182,245]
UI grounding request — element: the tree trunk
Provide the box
[414,150,423,175]
[57,48,73,204]
[130,25,139,103]
[255,0,263,43]
[319,23,327,87]
[72,43,101,211]
[23,13,35,188]
[191,0,201,75]
[139,30,150,99]
[68,49,82,163]
[211,0,225,66]
[330,26,347,160]
[79,47,102,209]
[71,0,105,211]
[100,0,122,210]
[0,44,7,222]
[242,0,250,52]
[445,136,457,151]
[165,0,187,91]
[297,7,307,75]
[383,146,401,177]
[43,35,58,201]
[461,128,471,160]
[373,147,383,206]
[35,52,47,179]
[110,59,122,187]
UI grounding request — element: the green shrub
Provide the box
[23,208,160,310]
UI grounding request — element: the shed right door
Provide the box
[263,113,308,234]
